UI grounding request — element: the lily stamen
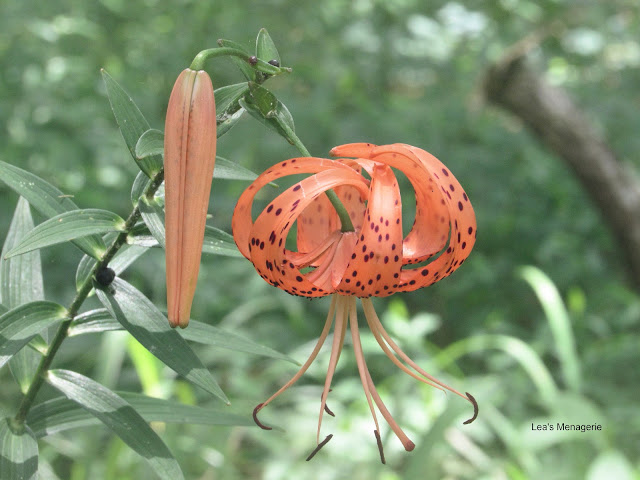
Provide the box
[321,389,335,417]
[374,430,386,465]
[305,434,333,461]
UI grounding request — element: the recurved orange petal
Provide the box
[337,163,403,297]
[297,183,366,261]
[232,158,369,296]
[232,158,360,260]
[331,142,476,292]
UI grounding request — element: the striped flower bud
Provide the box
[164,68,216,328]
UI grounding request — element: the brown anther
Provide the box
[463,392,478,424]
[306,434,333,461]
[252,403,272,430]
[321,389,335,417]
[374,430,386,464]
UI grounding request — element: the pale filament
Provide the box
[364,364,415,452]
[348,297,382,434]
[361,298,470,402]
[362,301,446,392]
[317,295,349,443]
[255,296,337,417]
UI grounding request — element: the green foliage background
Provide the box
[1,0,639,479]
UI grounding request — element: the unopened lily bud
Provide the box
[164,68,216,328]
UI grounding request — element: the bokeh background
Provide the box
[1,1,639,479]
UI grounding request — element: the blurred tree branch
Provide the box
[483,47,640,292]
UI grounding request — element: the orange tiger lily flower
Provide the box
[232,143,477,462]
[164,68,216,328]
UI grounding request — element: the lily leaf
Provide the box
[0,301,68,369]
[68,308,296,364]
[0,198,46,393]
[102,69,163,177]
[0,162,106,258]
[0,417,38,480]
[28,392,253,439]
[217,108,245,138]
[130,171,151,208]
[138,196,166,248]
[240,84,295,141]
[47,369,183,480]
[256,28,281,65]
[247,81,278,117]
[4,209,126,259]
[215,83,249,114]
[135,129,164,159]
[95,278,228,403]
[68,309,120,336]
[202,226,242,257]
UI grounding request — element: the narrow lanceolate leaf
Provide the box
[0,417,38,480]
[0,198,46,393]
[68,308,295,364]
[28,392,253,438]
[247,82,278,117]
[214,157,261,182]
[68,309,120,336]
[214,83,249,114]
[46,369,183,480]
[131,171,151,207]
[217,108,244,138]
[0,162,106,257]
[240,86,295,141]
[95,278,228,403]
[102,69,163,177]
[179,320,296,364]
[0,302,68,369]
[256,28,281,65]
[202,226,242,257]
[74,255,95,293]
[1,198,45,306]
[139,197,166,248]
[135,129,164,159]
[4,209,126,259]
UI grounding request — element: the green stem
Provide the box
[189,47,288,77]
[13,170,165,425]
[279,122,355,233]
[190,47,252,70]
